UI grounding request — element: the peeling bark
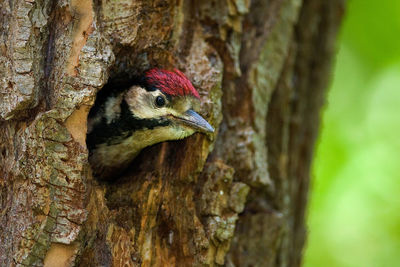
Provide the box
[0,0,344,266]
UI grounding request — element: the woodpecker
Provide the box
[86,68,214,180]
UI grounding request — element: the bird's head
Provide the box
[121,68,214,146]
[86,68,214,179]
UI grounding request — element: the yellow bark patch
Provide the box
[64,105,91,147]
[66,0,94,76]
[44,243,78,267]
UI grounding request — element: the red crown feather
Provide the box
[145,68,200,99]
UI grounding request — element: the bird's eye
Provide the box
[155,96,166,107]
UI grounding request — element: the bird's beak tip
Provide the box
[202,124,215,134]
[176,109,215,134]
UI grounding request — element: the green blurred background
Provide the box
[304,0,400,266]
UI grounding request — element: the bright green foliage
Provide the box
[305,0,400,266]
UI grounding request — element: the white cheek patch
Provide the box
[125,86,174,119]
[88,94,123,133]
[104,94,123,123]
[124,86,200,120]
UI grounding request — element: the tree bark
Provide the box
[0,0,344,266]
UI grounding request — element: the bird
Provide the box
[86,68,214,180]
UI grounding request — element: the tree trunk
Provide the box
[0,0,344,266]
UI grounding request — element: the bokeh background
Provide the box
[304,0,400,266]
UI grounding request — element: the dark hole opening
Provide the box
[85,69,172,183]
[0,146,6,158]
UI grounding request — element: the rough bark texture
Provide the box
[0,0,344,266]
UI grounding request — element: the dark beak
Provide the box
[174,109,214,133]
